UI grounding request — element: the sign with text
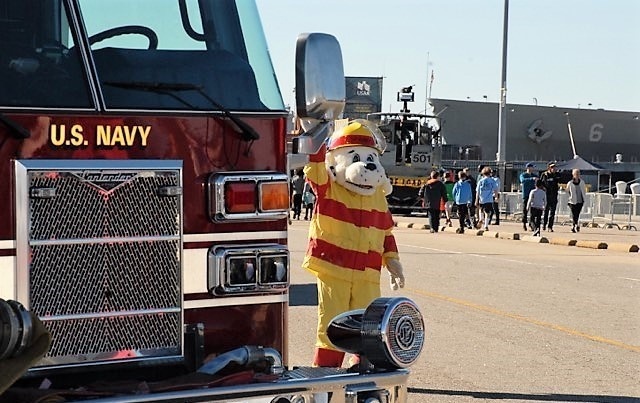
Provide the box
[344,76,383,120]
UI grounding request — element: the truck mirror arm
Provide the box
[291,121,333,155]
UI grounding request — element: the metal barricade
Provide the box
[591,193,611,225]
[589,192,638,230]
[498,192,523,220]
[499,190,639,229]
[554,191,570,226]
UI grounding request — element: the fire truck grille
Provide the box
[29,173,180,239]
[21,163,183,368]
[30,241,180,315]
[43,313,181,359]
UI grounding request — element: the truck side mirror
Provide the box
[293,33,345,154]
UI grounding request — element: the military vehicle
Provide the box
[367,86,442,214]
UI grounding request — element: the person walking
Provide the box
[476,167,499,231]
[452,170,472,234]
[527,179,547,236]
[462,167,478,229]
[443,171,455,227]
[489,171,501,225]
[566,168,588,233]
[418,170,448,233]
[290,169,305,220]
[302,181,316,220]
[540,161,561,232]
[519,162,538,231]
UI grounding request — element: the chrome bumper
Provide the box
[69,367,410,402]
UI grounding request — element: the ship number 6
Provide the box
[589,123,604,142]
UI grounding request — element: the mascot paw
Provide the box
[389,273,401,291]
[385,258,405,290]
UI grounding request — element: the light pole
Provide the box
[496,0,509,163]
[495,0,509,193]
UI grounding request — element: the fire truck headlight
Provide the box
[209,245,289,295]
[227,257,257,286]
[327,297,425,369]
[259,254,288,285]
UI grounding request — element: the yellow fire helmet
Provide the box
[327,119,387,154]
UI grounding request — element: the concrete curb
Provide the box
[520,235,549,243]
[463,229,484,236]
[393,220,636,253]
[549,238,578,246]
[574,240,608,249]
[606,243,639,253]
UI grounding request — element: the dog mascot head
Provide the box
[325,120,392,196]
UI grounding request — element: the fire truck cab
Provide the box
[0,1,425,401]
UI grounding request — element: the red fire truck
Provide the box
[0,1,425,401]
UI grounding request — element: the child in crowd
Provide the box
[452,170,472,234]
[527,179,547,236]
[443,171,455,227]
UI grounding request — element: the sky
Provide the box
[256,0,640,113]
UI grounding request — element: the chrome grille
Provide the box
[17,160,183,369]
[30,241,180,315]
[386,304,425,365]
[361,297,425,369]
[42,313,181,359]
[29,172,180,239]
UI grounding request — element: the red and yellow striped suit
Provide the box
[303,145,398,364]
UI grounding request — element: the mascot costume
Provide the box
[302,119,405,367]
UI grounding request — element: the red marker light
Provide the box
[224,182,256,214]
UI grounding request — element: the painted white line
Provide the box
[618,277,640,282]
[398,243,557,269]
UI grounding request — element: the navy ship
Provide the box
[429,98,640,190]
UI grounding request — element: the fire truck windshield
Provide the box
[0,0,284,112]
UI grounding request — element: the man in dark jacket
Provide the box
[462,167,477,228]
[540,161,561,231]
[418,170,448,233]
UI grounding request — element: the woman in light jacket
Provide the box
[566,169,588,232]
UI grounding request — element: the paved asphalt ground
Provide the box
[285,216,639,403]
